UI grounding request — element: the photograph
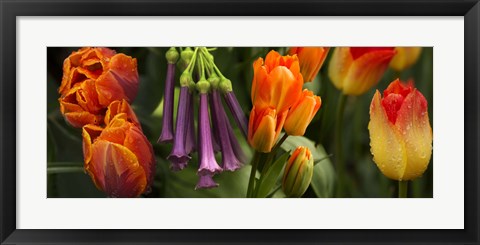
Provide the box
[47,46,433,198]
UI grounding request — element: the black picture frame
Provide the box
[1,0,479,244]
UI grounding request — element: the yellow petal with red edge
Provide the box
[342,49,395,95]
[328,47,354,91]
[284,90,321,136]
[368,90,407,180]
[395,89,432,180]
[390,47,422,71]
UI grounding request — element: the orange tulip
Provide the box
[368,79,432,181]
[82,112,155,197]
[249,50,304,152]
[251,50,303,112]
[248,106,288,153]
[328,47,396,95]
[283,89,322,136]
[389,47,422,71]
[59,47,139,128]
[288,47,329,82]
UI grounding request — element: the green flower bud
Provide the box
[180,72,192,87]
[282,146,314,198]
[219,78,233,93]
[208,74,221,90]
[196,78,210,94]
[166,47,179,64]
[181,47,194,65]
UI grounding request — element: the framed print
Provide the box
[1,0,479,244]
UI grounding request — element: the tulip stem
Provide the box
[398,181,408,198]
[254,134,289,197]
[247,151,261,198]
[335,93,348,198]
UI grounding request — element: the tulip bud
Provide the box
[284,89,321,136]
[389,47,422,71]
[82,113,155,198]
[288,47,329,82]
[282,146,314,197]
[328,47,396,95]
[368,79,432,181]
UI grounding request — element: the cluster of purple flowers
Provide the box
[158,47,248,189]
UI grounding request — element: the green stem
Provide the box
[335,93,347,197]
[247,151,260,198]
[254,134,289,197]
[398,181,408,198]
[185,47,199,74]
[47,166,84,174]
[264,134,289,171]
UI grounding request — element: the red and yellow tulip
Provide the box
[288,47,329,82]
[283,89,322,136]
[248,50,304,152]
[82,109,155,197]
[59,47,139,128]
[390,47,422,71]
[328,47,396,95]
[368,79,432,181]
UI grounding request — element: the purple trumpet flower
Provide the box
[208,93,222,153]
[220,79,248,138]
[195,174,219,190]
[167,86,192,171]
[184,91,196,154]
[158,63,176,143]
[227,117,248,164]
[211,90,243,171]
[196,92,222,189]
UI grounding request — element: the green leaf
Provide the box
[311,144,336,198]
[255,151,290,198]
[280,136,335,198]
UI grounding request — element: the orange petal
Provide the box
[123,125,155,186]
[284,90,321,136]
[82,124,104,166]
[266,66,302,112]
[248,107,279,153]
[342,49,396,95]
[96,54,139,107]
[64,111,103,128]
[368,90,407,180]
[89,140,146,197]
[395,89,432,180]
[105,99,141,128]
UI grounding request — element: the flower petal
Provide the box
[368,90,407,180]
[395,90,432,180]
[342,49,396,95]
[328,47,354,91]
